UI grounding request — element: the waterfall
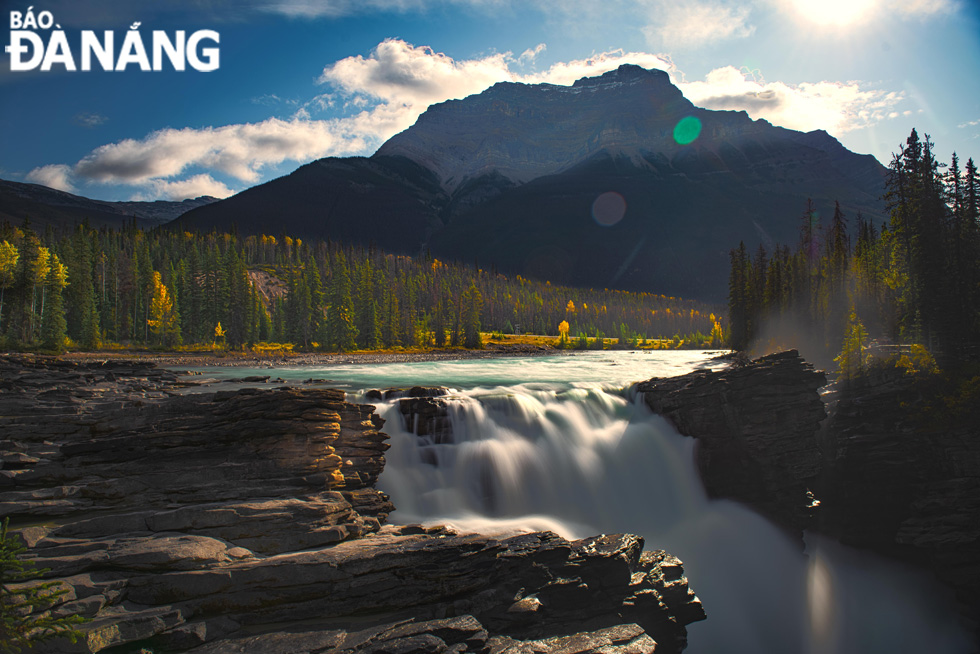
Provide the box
[374,381,970,654]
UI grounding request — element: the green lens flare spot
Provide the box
[673,116,702,145]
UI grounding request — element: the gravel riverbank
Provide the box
[60,343,557,368]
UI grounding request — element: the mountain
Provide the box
[0,179,218,231]
[175,65,888,301]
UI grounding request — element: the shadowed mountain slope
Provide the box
[175,65,887,301]
[0,179,217,231]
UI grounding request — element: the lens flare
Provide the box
[673,116,702,145]
[591,191,627,226]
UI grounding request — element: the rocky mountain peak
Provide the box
[374,64,696,191]
[571,63,670,87]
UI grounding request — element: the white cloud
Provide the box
[318,39,673,142]
[320,39,513,107]
[74,117,368,185]
[251,93,283,105]
[519,43,547,63]
[642,1,754,49]
[522,50,674,85]
[679,66,904,134]
[958,119,980,128]
[130,174,236,201]
[72,112,108,128]
[25,164,76,193]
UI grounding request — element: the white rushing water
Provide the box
[186,351,970,653]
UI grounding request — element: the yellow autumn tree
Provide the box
[558,319,570,347]
[214,321,227,349]
[0,241,18,335]
[709,319,725,348]
[30,246,51,337]
[147,271,181,348]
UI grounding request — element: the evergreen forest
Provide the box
[727,129,980,371]
[0,221,724,353]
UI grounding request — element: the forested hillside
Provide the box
[0,222,723,353]
[728,129,980,369]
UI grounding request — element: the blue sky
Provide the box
[1,0,978,201]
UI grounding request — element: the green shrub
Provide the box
[1,519,88,652]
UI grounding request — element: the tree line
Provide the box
[0,222,724,352]
[728,129,980,369]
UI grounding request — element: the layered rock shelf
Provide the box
[0,355,705,653]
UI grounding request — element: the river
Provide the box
[183,350,970,653]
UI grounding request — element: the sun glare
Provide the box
[793,0,876,26]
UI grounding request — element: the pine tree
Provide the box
[182,244,203,343]
[325,250,357,351]
[40,254,68,351]
[68,231,101,350]
[305,255,324,346]
[134,238,154,344]
[748,244,767,342]
[272,296,286,342]
[78,279,101,350]
[383,285,400,348]
[258,294,273,342]
[354,262,378,348]
[461,283,483,349]
[285,271,312,346]
[762,251,784,316]
[223,247,249,346]
[433,298,447,347]
[727,242,749,350]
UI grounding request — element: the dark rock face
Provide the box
[635,350,827,531]
[636,351,980,635]
[816,366,980,629]
[1,355,704,653]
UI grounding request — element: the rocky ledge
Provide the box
[0,355,704,653]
